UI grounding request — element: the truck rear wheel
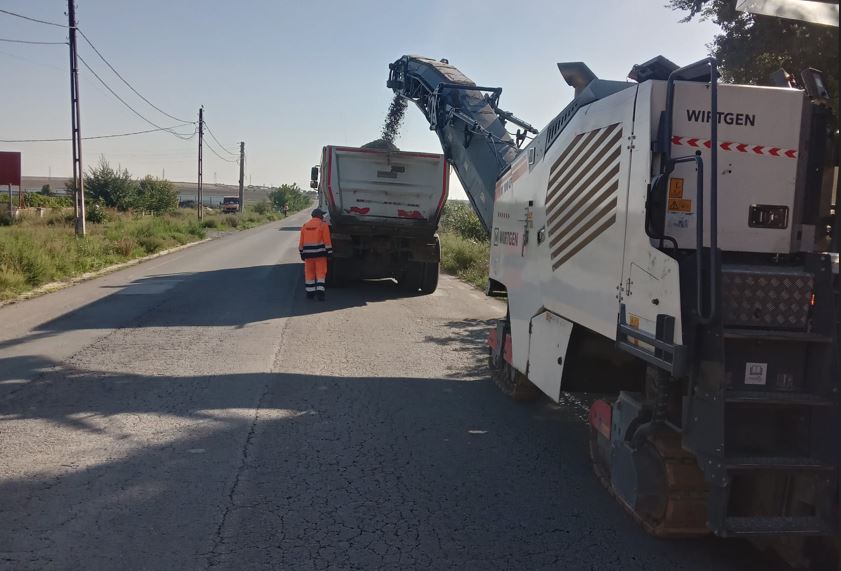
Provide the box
[399,262,423,293]
[399,262,438,295]
[419,262,439,294]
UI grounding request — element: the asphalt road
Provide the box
[0,211,781,570]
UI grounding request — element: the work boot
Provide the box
[306,291,315,300]
[317,291,326,301]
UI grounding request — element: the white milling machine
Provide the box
[388,54,839,566]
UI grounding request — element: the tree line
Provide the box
[61,156,312,220]
[669,0,838,108]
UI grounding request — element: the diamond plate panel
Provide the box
[721,268,813,330]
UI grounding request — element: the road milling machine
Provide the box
[388,55,840,564]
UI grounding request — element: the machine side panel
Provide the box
[541,86,639,340]
[620,82,684,345]
[492,86,639,376]
[526,310,574,402]
[666,82,805,253]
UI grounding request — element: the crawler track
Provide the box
[589,426,709,537]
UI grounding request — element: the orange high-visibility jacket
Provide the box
[299,217,333,259]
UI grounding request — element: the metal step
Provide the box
[726,456,836,471]
[724,516,834,537]
[723,328,832,343]
[726,390,834,406]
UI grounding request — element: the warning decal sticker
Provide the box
[668,178,684,198]
[667,198,692,213]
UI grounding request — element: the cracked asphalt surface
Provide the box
[0,211,782,570]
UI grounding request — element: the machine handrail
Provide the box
[662,58,720,324]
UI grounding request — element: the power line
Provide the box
[203,121,238,155]
[0,37,66,45]
[0,8,66,28]
[0,124,196,143]
[204,137,239,163]
[77,54,196,140]
[77,28,192,124]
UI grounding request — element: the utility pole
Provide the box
[68,0,86,236]
[238,142,245,213]
[197,106,204,220]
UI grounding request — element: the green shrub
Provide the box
[202,218,219,229]
[251,201,271,215]
[16,193,73,208]
[22,250,53,285]
[137,176,178,214]
[85,157,137,211]
[440,201,487,242]
[268,183,309,213]
[138,235,165,254]
[439,232,489,289]
[186,222,206,238]
[86,204,108,224]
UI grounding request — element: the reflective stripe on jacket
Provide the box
[299,217,333,259]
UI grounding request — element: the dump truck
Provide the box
[388,54,839,567]
[310,144,449,293]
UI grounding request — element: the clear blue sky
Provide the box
[1,0,719,198]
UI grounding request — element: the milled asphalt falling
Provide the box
[0,211,783,570]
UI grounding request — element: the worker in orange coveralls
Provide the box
[298,207,333,301]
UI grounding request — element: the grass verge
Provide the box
[0,206,286,301]
[439,231,489,290]
[437,201,491,290]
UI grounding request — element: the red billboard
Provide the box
[0,152,21,187]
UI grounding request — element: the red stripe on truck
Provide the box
[397,209,425,219]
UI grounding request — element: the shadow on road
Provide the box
[0,354,774,570]
[0,263,411,351]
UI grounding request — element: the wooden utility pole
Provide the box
[197,106,204,220]
[238,142,245,213]
[68,0,86,236]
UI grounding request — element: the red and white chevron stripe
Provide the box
[672,136,797,159]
